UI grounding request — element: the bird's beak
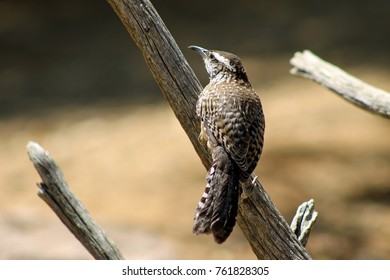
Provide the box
[189,45,209,58]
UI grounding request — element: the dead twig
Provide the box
[290,50,390,118]
[27,141,124,260]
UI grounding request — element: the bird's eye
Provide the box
[209,53,215,60]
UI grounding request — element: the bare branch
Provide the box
[26,141,124,260]
[290,50,390,118]
[107,0,311,259]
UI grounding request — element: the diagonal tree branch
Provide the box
[290,50,390,118]
[106,0,311,259]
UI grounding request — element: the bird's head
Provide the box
[189,45,248,83]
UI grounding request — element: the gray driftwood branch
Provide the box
[26,141,124,260]
[107,0,312,259]
[290,50,390,118]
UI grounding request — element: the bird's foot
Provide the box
[240,176,257,200]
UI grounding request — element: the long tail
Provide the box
[193,146,240,244]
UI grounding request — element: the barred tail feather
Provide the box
[193,146,240,244]
[193,165,216,234]
[210,163,239,244]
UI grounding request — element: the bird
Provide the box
[189,45,265,244]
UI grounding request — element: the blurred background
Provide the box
[0,0,389,259]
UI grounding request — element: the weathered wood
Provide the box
[290,50,390,118]
[107,0,311,259]
[290,199,318,247]
[107,0,209,168]
[27,141,124,260]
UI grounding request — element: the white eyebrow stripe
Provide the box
[212,52,235,72]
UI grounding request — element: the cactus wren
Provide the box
[189,45,265,244]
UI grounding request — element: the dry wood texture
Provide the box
[27,142,124,260]
[290,50,390,118]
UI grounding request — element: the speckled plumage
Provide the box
[190,46,265,244]
[197,76,264,181]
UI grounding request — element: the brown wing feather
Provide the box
[197,82,264,181]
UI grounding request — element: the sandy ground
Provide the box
[0,68,389,259]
